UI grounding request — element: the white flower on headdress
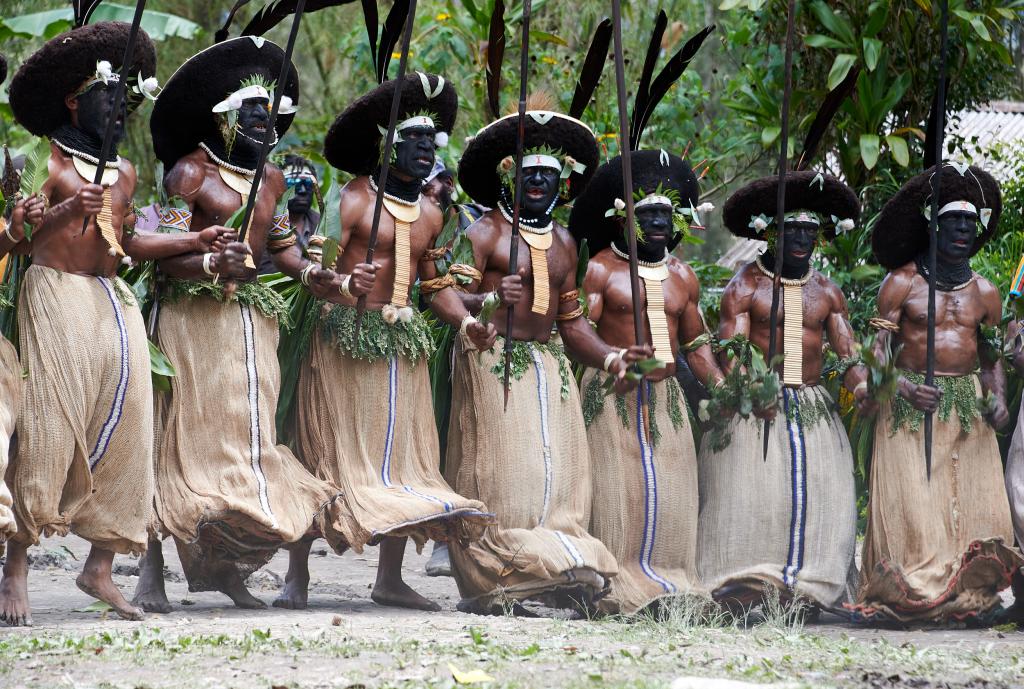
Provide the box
[376,124,400,144]
[382,304,399,325]
[750,216,769,232]
[96,60,114,84]
[278,95,298,115]
[434,131,449,148]
[133,72,160,101]
[696,202,715,214]
[614,197,626,211]
[836,218,855,234]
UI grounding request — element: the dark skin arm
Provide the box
[976,277,1008,428]
[821,280,871,413]
[716,266,776,420]
[677,263,724,389]
[0,195,45,257]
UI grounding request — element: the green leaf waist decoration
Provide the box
[581,371,686,449]
[889,371,981,436]
[321,303,434,364]
[489,337,572,401]
[163,278,290,324]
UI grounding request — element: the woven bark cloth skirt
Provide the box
[9,265,152,554]
[696,385,858,609]
[852,376,1022,624]
[154,296,357,590]
[294,320,492,551]
[446,335,618,608]
[582,370,705,614]
[0,335,22,550]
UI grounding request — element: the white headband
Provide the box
[398,115,435,131]
[784,211,820,226]
[212,84,297,115]
[635,194,674,210]
[523,153,562,171]
[937,200,978,217]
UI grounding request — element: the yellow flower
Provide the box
[435,12,450,21]
[541,56,557,65]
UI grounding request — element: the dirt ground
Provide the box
[0,536,1022,689]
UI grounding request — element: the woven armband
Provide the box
[868,317,900,333]
[419,274,455,294]
[423,246,448,261]
[157,206,192,234]
[267,213,297,252]
[559,289,580,303]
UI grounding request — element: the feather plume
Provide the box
[376,0,411,84]
[73,0,103,27]
[923,77,950,170]
[629,10,667,147]
[241,0,358,38]
[795,65,859,171]
[632,24,715,150]
[505,91,556,117]
[569,17,611,120]
[361,0,379,76]
[486,0,506,120]
[216,0,253,42]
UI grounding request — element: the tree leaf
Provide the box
[449,663,494,685]
[804,34,847,50]
[885,134,910,167]
[859,134,880,170]
[761,126,780,147]
[863,3,889,38]
[969,16,991,42]
[530,29,566,47]
[862,38,882,72]
[809,0,856,46]
[827,53,858,91]
[75,601,113,613]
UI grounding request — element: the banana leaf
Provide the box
[148,339,176,392]
[18,137,51,241]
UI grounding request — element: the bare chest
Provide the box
[604,268,687,317]
[486,232,574,287]
[903,282,984,328]
[750,279,830,330]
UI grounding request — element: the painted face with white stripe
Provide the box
[936,208,979,262]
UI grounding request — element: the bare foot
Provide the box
[272,542,311,610]
[216,565,267,610]
[77,547,145,621]
[371,578,442,612]
[0,542,32,626]
[131,538,172,614]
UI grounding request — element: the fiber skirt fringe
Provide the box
[584,370,706,615]
[852,376,1023,624]
[11,265,153,555]
[696,385,858,609]
[154,295,358,590]
[0,335,21,550]
[446,335,617,609]
[294,322,491,551]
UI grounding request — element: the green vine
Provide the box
[489,338,571,400]
[163,278,289,324]
[321,303,435,363]
[889,371,980,436]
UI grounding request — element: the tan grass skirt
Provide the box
[697,385,858,609]
[155,297,357,589]
[583,370,705,614]
[10,265,153,554]
[446,336,617,608]
[854,377,1022,623]
[0,335,21,549]
[294,332,491,551]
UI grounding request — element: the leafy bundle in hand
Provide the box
[859,333,900,404]
[697,335,781,451]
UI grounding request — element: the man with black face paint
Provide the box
[134,37,356,615]
[697,171,866,616]
[279,73,490,613]
[257,155,320,275]
[852,163,1023,625]
[565,150,723,615]
[429,104,625,615]
[0,23,235,626]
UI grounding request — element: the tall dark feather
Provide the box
[216,0,253,42]
[569,17,612,120]
[923,76,950,170]
[377,0,411,83]
[795,65,859,171]
[486,0,506,119]
[361,0,379,76]
[73,0,104,27]
[629,10,667,148]
[632,24,715,149]
[241,0,357,38]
